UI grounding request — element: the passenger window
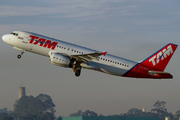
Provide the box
[74,50,76,52]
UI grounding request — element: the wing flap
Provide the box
[71,52,107,62]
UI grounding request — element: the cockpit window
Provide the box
[10,32,15,35]
[10,32,18,36]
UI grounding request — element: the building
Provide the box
[142,108,146,112]
[19,87,26,98]
[165,117,170,120]
[61,116,159,120]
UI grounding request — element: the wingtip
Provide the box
[102,52,107,56]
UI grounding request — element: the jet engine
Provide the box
[50,52,81,76]
[50,53,72,67]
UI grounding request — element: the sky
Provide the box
[0,0,180,117]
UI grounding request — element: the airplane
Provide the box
[2,31,178,79]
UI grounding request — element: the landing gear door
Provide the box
[22,33,30,43]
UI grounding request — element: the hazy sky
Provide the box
[1,0,180,117]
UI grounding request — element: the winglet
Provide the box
[102,52,107,56]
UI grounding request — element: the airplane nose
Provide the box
[2,34,8,42]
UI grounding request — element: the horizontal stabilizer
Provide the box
[148,71,171,76]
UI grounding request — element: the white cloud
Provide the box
[0,1,138,18]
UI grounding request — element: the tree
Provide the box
[69,110,82,116]
[13,94,55,120]
[173,110,180,120]
[127,108,143,115]
[151,101,173,120]
[13,95,43,117]
[69,110,98,117]
[0,108,13,114]
[151,100,167,113]
[121,108,159,117]
[57,116,62,120]
[82,110,98,116]
[37,112,54,120]
[36,94,56,114]
[0,113,13,120]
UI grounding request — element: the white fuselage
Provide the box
[2,31,137,77]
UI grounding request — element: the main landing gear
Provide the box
[17,50,25,59]
[75,70,81,77]
[72,61,82,77]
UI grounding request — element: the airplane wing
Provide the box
[70,52,107,63]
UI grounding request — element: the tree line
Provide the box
[69,101,180,120]
[1,95,180,120]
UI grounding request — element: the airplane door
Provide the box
[23,32,33,50]
[23,33,30,43]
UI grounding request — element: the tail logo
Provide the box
[149,45,173,66]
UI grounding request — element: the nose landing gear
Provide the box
[17,55,21,59]
[17,50,25,59]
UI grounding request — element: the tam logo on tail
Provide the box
[141,43,178,71]
[149,45,173,66]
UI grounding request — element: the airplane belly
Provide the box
[93,62,128,76]
[101,66,128,76]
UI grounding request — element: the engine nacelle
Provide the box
[50,53,71,67]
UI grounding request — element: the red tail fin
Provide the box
[141,43,178,71]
